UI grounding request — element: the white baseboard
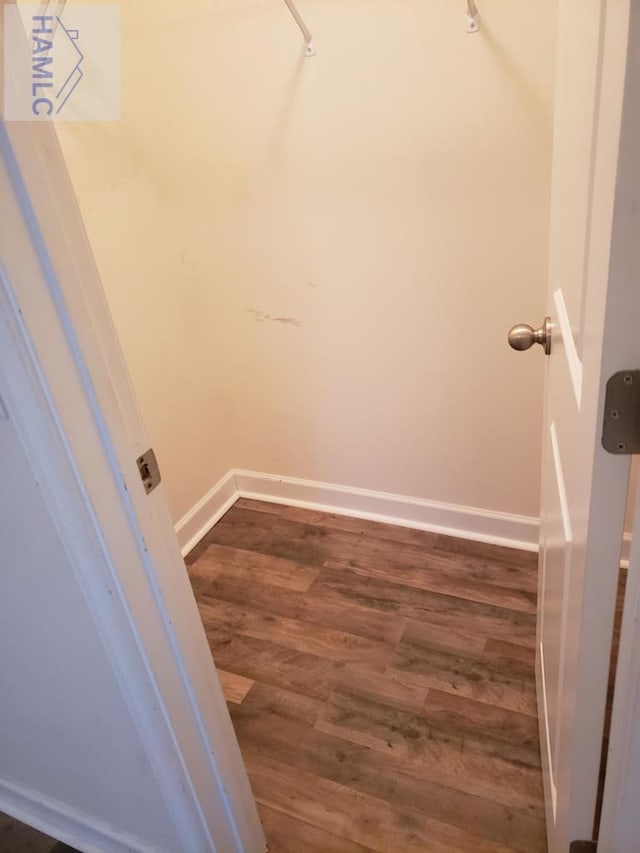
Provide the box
[175,471,238,557]
[234,470,539,551]
[175,468,539,556]
[0,776,160,853]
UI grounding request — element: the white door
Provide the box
[1,57,265,853]
[523,2,640,850]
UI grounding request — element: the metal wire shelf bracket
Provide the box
[282,0,315,56]
[466,0,480,32]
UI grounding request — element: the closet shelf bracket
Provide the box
[466,0,480,33]
[282,0,315,56]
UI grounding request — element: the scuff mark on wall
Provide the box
[247,309,302,327]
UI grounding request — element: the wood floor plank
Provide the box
[226,502,539,592]
[421,688,541,768]
[209,508,333,567]
[257,803,376,853]
[400,617,488,656]
[206,632,344,701]
[0,812,57,853]
[204,571,408,645]
[329,663,430,714]
[431,533,539,569]
[234,498,442,548]
[185,548,223,596]
[215,669,254,704]
[236,500,537,573]
[189,500,545,852]
[315,688,429,756]
[326,554,537,613]
[195,543,320,592]
[402,548,539,595]
[313,566,537,648]
[483,637,537,668]
[242,681,324,726]
[246,752,516,853]
[230,700,546,849]
[199,596,395,666]
[390,628,537,715]
[315,686,540,774]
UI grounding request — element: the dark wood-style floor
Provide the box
[187,499,547,853]
[0,812,74,853]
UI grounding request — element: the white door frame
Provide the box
[535,1,640,849]
[596,1,640,847]
[0,108,264,853]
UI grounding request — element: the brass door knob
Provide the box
[508,317,551,355]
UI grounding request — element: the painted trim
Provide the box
[179,468,539,555]
[234,470,539,550]
[176,471,238,557]
[583,5,640,843]
[621,531,632,568]
[0,777,162,853]
[550,422,573,544]
[549,420,573,803]
[553,288,583,409]
[1,112,263,852]
[538,643,558,821]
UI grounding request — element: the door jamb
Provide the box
[0,103,264,853]
[595,1,640,845]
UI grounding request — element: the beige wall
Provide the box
[58,0,558,524]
